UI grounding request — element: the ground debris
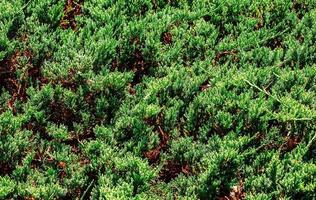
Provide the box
[217,181,245,200]
[159,161,191,182]
[61,0,84,30]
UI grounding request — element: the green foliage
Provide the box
[0,0,315,199]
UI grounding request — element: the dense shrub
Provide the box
[0,0,315,199]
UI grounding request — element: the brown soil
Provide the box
[199,79,211,91]
[292,1,308,19]
[144,126,169,163]
[282,136,300,153]
[144,113,169,164]
[0,50,47,112]
[266,37,282,50]
[215,50,238,63]
[60,0,84,30]
[0,162,14,176]
[158,161,190,182]
[161,32,173,45]
[0,51,24,98]
[112,37,157,85]
[48,101,78,127]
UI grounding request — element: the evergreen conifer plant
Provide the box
[0,0,315,199]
